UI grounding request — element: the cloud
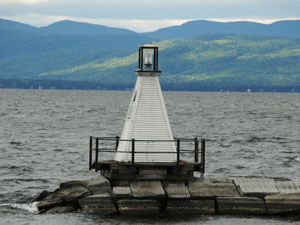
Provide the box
[2,13,189,32]
[2,0,300,20]
[1,0,300,32]
[3,13,71,27]
[206,18,299,25]
[0,0,48,5]
[0,0,287,8]
[97,19,190,32]
[3,13,300,32]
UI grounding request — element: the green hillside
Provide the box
[1,33,300,91]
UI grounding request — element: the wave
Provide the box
[0,202,39,213]
[295,157,300,162]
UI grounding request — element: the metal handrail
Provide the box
[89,136,205,173]
[90,136,198,142]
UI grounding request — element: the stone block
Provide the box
[32,190,50,203]
[166,199,215,216]
[60,180,85,189]
[276,181,300,194]
[118,199,160,216]
[37,186,90,212]
[217,197,266,215]
[188,178,239,199]
[78,193,117,214]
[207,178,234,184]
[130,181,165,199]
[113,186,132,199]
[165,183,190,199]
[37,197,63,212]
[85,176,112,194]
[265,193,300,215]
[60,186,90,202]
[60,176,112,195]
[233,178,278,197]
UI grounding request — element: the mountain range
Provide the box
[0,18,299,91]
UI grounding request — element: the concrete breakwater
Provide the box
[33,176,300,216]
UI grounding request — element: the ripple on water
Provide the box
[0,90,300,224]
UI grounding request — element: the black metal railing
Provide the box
[89,136,205,174]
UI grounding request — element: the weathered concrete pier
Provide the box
[35,176,300,216]
[34,43,300,217]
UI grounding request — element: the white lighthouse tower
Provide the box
[114,43,176,163]
[89,43,204,185]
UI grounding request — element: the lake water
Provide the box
[0,89,300,224]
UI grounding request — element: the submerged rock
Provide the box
[44,206,76,214]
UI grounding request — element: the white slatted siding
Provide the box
[114,74,176,163]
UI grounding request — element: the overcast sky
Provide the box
[1,0,300,32]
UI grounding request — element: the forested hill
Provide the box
[146,20,300,40]
[0,18,299,92]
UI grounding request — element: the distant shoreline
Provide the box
[0,79,297,93]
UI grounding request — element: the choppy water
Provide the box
[0,89,300,224]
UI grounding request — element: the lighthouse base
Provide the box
[95,160,202,186]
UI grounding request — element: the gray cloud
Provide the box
[1,0,299,31]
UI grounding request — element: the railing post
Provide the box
[95,138,99,172]
[131,139,135,175]
[177,139,180,166]
[89,136,93,170]
[116,135,120,150]
[194,138,199,163]
[201,139,205,175]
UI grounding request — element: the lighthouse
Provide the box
[114,43,176,163]
[89,43,204,185]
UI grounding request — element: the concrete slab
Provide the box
[113,186,132,199]
[233,178,278,197]
[130,181,165,199]
[78,193,117,214]
[84,176,112,194]
[217,197,266,215]
[265,193,300,215]
[276,181,300,194]
[117,199,160,216]
[165,183,190,199]
[188,179,239,199]
[166,200,215,216]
